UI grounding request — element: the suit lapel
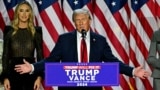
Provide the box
[71,31,78,62]
[89,32,97,62]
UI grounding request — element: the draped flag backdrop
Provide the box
[0,0,160,90]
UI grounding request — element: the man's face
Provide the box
[74,13,91,32]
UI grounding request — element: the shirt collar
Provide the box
[77,30,90,39]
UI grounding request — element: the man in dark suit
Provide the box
[15,9,150,90]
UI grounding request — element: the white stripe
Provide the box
[142,4,159,31]
[130,10,151,52]
[93,14,124,62]
[46,6,64,35]
[94,1,132,89]
[156,0,160,6]
[119,7,130,28]
[63,1,75,31]
[129,35,148,69]
[97,1,129,49]
[0,0,11,25]
[95,0,129,61]
[93,16,107,37]
[35,15,55,51]
[130,35,152,89]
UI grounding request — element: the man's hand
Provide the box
[14,59,32,74]
[134,66,150,79]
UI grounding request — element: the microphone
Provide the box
[81,29,86,38]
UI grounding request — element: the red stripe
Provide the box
[136,9,153,39]
[93,2,129,64]
[124,3,130,19]
[0,13,5,31]
[40,10,59,43]
[86,1,93,13]
[42,42,51,58]
[113,11,129,42]
[129,78,137,90]
[129,48,153,90]
[93,2,130,90]
[141,79,153,90]
[129,48,141,67]
[147,0,156,17]
[120,75,130,90]
[62,10,75,32]
[52,1,63,27]
[130,22,149,60]
[155,1,160,16]
[113,3,130,42]
[7,9,14,21]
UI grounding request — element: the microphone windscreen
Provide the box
[81,29,86,38]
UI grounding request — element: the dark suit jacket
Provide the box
[34,30,133,90]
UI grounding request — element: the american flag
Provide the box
[0,0,159,90]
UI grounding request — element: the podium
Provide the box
[45,62,119,86]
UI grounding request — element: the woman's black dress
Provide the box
[1,26,43,90]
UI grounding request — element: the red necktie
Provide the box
[81,38,88,62]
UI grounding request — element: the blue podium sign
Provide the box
[45,62,119,86]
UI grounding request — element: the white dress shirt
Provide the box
[77,30,90,63]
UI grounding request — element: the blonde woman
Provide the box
[1,1,43,90]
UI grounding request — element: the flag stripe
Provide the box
[62,11,75,32]
[93,1,129,64]
[0,13,5,31]
[93,1,130,90]
[135,3,154,39]
[113,11,129,41]
[40,11,59,43]
[130,23,149,59]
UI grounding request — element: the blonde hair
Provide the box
[12,1,35,36]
